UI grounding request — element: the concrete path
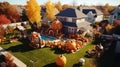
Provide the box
[0,47,27,67]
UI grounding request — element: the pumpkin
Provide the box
[76,41,83,48]
[41,40,45,45]
[56,55,67,67]
[65,40,77,51]
[84,38,89,43]
[0,36,4,44]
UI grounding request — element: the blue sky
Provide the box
[0,0,120,6]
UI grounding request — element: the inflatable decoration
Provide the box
[29,32,44,48]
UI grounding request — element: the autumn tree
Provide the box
[104,3,114,12]
[0,14,11,25]
[26,0,41,25]
[105,24,114,34]
[62,4,69,10]
[0,2,20,22]
[55,1,62,12]
[45,0,56,21]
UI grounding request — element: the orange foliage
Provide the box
[0,2,20,22]
[51,20,62,30]
[62,4,69,10]
[104,3,114,12]
[114,20,120,26]
[0,14,11,25]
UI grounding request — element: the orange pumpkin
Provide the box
[56,55,67,67]
[41,40,45,45]
[84,38,89,43]
[65,40,77,50]
[0,36,4,44]
[76,41,83,48]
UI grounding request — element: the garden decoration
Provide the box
[29,32,42,48]
[46,20,63,38]
[86,44,104,57]
[56,54,67,67]
[79,58,85,66]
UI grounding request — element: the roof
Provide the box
[111,7,120,14]
[79,6,103,15]
[56,8,86,18]
[62,21,77,27]
[82,9,96,14]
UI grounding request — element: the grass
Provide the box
[0,39,116,67]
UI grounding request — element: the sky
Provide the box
[0,0,120,6]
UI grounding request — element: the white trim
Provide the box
[0,47,27,67]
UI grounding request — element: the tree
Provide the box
[0,14,11,25]
[0,2,20,22]
[45,0,56,21]
[104,3,114,12]
[55,1,62,12]
[105,24,114,34]
[21,9,28,21]
[26,0,41,25]
[62,4,69,10]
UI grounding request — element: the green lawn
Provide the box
[0,39,116,67]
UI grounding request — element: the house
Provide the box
[78,6,104,23]
[56,8,92,35]
[56,7,103,35]
[109,6,120,24]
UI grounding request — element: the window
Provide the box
[57,17,66,21]
[68,27,75,34]
[67,18,72,22]
[114,15,116,19]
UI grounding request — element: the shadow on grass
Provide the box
[5,44,33,52]
[73,62,82,67]
[43,63,57,67]
[50,48,66,54]
[5,38,34,52]
[96,41,116,67]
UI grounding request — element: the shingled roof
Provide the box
[56,8,86,18]
[82,9,96,14]
[111,7,120,14]
[79,6,103,15]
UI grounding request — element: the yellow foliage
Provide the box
[62,4,69,10]
[106,24,113,33]
[26,0,41,24]
[56,1,62,11]
[104,3,114,12]
[45,0,56,21]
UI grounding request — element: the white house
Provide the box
[109,7,120,24]
[56,8,87,34]
[79,6,104,23]
[56,7,103,34]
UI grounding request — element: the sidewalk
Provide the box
[0,47,27,67]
